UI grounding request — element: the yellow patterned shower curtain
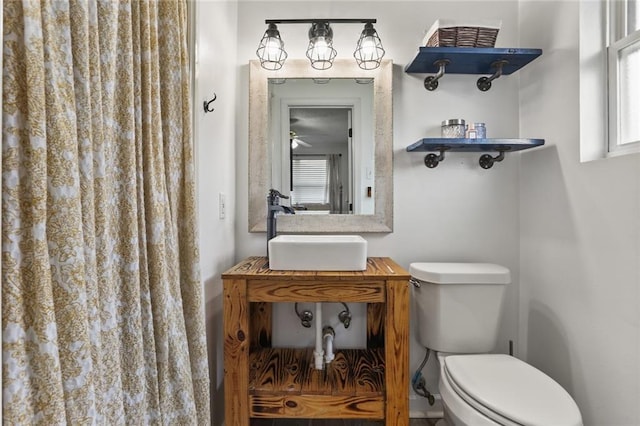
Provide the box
[2,0,210,424]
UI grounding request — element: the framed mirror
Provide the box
[248,59,393,233]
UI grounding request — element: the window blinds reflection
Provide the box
[291,157,328,205]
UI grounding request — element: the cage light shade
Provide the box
[354,23,385,70]
[257,23,288,70]
[306,22,337,70]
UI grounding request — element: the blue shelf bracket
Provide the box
[477,59,508,91]
[424,146,450,168]
[424,59,450,91]
[478,148,509,169]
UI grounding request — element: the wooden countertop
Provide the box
[222,256,411,281]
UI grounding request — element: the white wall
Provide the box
[518,2,640,425]
[234,1,523,416]
[198,1,640,423]
[195,1,238,424]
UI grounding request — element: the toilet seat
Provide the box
[443,354,582,426]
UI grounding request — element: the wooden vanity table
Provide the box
[222,256,411,425]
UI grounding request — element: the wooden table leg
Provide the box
[223,279,250,426]
[384,279,410,426]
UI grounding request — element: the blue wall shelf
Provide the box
[407,138,545,169]
[404,47,543,91]
[407,138,545,152]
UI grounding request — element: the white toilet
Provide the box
[410,262,583,426]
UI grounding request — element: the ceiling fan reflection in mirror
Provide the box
[289,131,312,149]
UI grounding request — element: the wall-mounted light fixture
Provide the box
[306,22,337,70]
[256,23,288,70]
[256,19,385,71]
[354,22,385,70]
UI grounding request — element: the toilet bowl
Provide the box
[437,352,582,426]
[410,262,583,426]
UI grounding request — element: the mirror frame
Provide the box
[248,58,393,233]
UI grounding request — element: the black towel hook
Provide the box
[203,93,217,113]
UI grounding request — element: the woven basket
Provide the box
[426,26,499,48]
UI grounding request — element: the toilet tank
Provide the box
[410,262,510,353]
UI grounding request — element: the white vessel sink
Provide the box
[268,235,367,271]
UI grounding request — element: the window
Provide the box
[608,0,640,156]
[290,157,328,205]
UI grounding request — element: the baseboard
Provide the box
[410,393,444,419]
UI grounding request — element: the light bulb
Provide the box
[265,39,283,60]
[312,38,330,58]
[360,36,377,58]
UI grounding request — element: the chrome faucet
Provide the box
[267,189,295,250]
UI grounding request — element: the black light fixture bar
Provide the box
[257,18,384,71]
[265,19,376,25]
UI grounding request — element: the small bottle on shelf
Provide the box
[475,123,486,139]
[466,124,477,139]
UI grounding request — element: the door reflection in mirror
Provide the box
[289,107,351,214]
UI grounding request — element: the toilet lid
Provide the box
[409,262,511,285]
[444,354,582,426]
